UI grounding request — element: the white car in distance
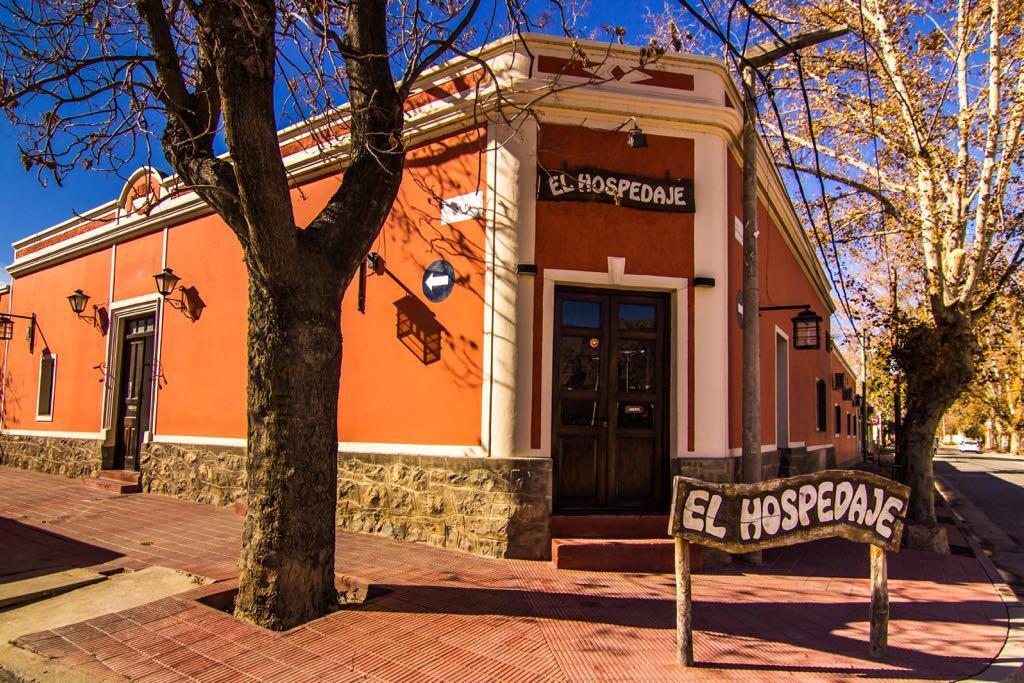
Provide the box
[958,438,982,453]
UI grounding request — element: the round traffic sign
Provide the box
[422,260,455,302]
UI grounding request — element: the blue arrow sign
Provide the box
[422,260,455,303]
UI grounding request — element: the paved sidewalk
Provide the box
[0,466,1010,681]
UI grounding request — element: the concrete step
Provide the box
[96,469,141,484]
[83,471,141,494]
[550,514,670,539]
[0,568,107,609]
[551,538,685,573]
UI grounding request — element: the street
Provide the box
[935,447,1024,596]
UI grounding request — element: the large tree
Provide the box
[659,0,1024,548]
[0,0,556,628]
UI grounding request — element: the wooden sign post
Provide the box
[667,470,910,666]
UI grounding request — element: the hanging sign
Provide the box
[422,260,455,303]
[537,166,695,213]
[668,471,910,667]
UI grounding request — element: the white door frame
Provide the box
[538,257,689,459]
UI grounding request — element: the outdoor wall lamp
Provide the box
[67,289,108,335]
[761,304,822,350]
[154,268,204,321]
[613,116,648,149]
[0,312,37,351]
[153,267,181,297]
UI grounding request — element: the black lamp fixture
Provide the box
[66,289,107,335]
[792,309,823,350]
[0,315,13,341]
[154,268,204,321]
[67,289,90,314]
[614,116,648,149]
[761,303,822,350]
[154,268,181,297]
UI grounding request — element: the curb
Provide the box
[936,475,1024,682]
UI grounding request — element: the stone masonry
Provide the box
[140,441,246,507]
[0,434,101,479]
[337,453,552,560]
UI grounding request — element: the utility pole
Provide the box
[740,25,850,490]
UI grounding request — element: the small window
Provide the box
[36,353,56,420]
[834,404,841,436]
[846,413,852,436]
[815,379,827,432]
[562,300,601,328]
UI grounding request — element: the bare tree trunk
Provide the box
[234,269,344,630]
[895,311,976,551]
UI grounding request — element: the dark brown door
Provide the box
[114,315,156,471]
[552,288,669,513]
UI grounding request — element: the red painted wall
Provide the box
[531,123,696,450]
[726,155,834,451]
[832,350,860,464]
[2,128,487,447]
[2,247,112,431]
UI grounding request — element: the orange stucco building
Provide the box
[0,34,863,561]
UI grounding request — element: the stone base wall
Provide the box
[0,434,101,479]
[337,454,551,560]
[140,442,246,507]
[672,456,739,483]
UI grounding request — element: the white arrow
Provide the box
[425,273,450,290]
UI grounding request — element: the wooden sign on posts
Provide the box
[667,470,910,666]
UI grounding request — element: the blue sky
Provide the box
[0,2,660,269]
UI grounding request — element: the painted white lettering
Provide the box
[740,497,762,541]
[706,494,727,539]
[592,176,605,193]
[578,173,591,192]
[618,178,632,196]
[548,176,567,196]
[849,484,869,524]
[797,485,817,526]
[653,186,666,204]
[834,481,854,520]
[673,187,687,206]
[641,184,654,203]
[864,488,886,527]
[682,490,708,532]
[817,481,835,523]
[762,495,781,535]
[874,497,904,539]
[781,488,799,531]
[628,181,641,201]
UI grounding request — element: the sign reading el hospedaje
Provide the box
[667,471,910,667]
[537,165,696,213]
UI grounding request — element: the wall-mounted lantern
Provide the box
[0,315,13,341]
[67,290,107,335]
[792,309,823,350]
[67,289,90,315]
[153,268,181,297]
[613,116,649,149]
[761,304,822,350]
[154,268,204,321]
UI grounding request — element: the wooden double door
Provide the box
[553,287,670,513]
[113,314,156,471]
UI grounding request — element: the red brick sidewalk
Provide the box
[0,466,1008,681]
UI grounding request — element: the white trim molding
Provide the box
[101,297,163,445]
[151,433,488,458]
[539,261,689,459]
[34,353,56,422]
[3,428,102,440]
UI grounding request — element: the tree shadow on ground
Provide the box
[354,582,1005,679]
[0,517,122,583]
